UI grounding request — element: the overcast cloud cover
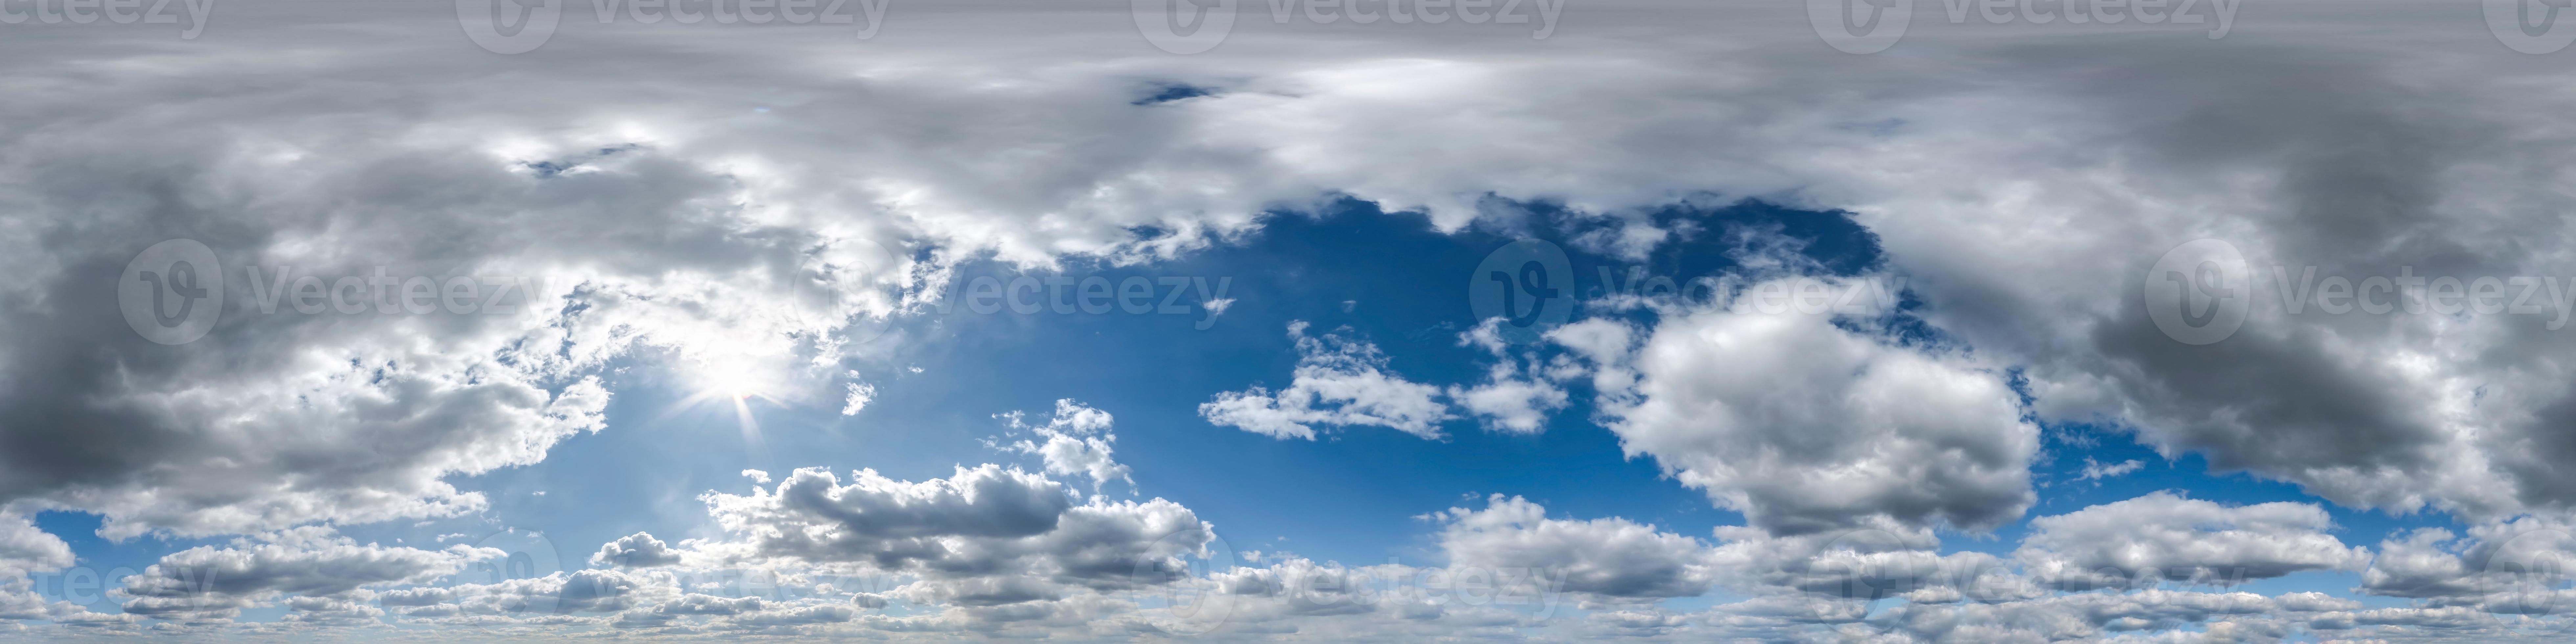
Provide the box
[5,0,2576,640]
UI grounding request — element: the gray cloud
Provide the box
[116,527,498,622]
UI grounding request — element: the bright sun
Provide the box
[669,355,786,447]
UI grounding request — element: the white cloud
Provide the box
[840,382,876,416]
[1583,277,2039,535]
[1202,321,1451,440]
[1445,319,1570,435]
[0,515,70,573]
[592,532,685,569]
[1429,494,1714,599]
[2081,458,2149,482]
[2015,492,2371,589]
[1877,589,2286,642]
[1448,376,1569,435]
[1000,400,1133,492]
[407,568,681,619]
[2357,514,2576,611]
[1196,556,1556,637]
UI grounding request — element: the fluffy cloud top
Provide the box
[1430,494,1716,599]
[0,516,71,574]
[1584,277,2039,536]
[999,400,1133,492]
[2016,492,2370,589]
[592,532,685,569]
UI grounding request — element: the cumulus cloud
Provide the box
[1698,522,2030,605]
[2015,492,2371,589]
[998,399,1132,492]
[1202,321,1452,440]
[2358,515,2576,610]
[402,568,681,621]
[702,465,1072,566]
[592,532,685,569]
[115,526,499,622]
[1581,277,2039,536]
[0,518,86,627]
[0,515,71,574]
[1197,556,1557,638]
[1428,494,1713,599]
[568,463,1228,635]
[700,465,1210,594]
